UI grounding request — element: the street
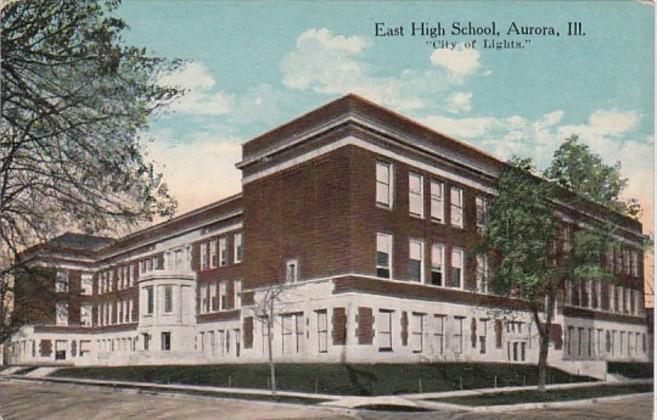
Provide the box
[0,380,652,420]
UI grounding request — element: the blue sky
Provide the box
[116,0,654,234]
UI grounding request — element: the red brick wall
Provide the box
[242,147,353,288]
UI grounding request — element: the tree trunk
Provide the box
[532,292,555,392]
[537,331,550,391]
[268,300,276,394]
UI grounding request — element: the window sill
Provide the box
[409,213,425,220]
[376,203,392,210]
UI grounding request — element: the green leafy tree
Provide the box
[544,135,640,218]
[1,0,183,341]
[479,155,620,391]
[477,157,560,391]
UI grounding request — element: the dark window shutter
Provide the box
[495,319,503,349]
[471,318,477,348]
[356,307,374,345]
[243,316,254,349]
[40,339,52,357]
[332,307,347,345]
[550,323,563,350]
[401,311,408,346]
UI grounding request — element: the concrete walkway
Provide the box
[400,377,653,400]
[3,374,341,401]
[3,372,652,413]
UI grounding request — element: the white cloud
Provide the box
[558,110,639,139]
[296,27,366,54]
[281,27,451,112]
[446,91,473,113]
[146,129,242,214]
[430,46,482,82]
[158,62,235,116]
[158,61,216,90]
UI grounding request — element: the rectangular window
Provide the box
[376,161,393,207]
[210,283,218,311]
[479,319,488,354]
[615,247,622,274]
[129,299,134,322]
[146,286,154,315]
[588,327,594,356]
[630,250,639,277]
[431,243,445,286]
[450,187,464,228]
[220,282,228,310]
[567,326,574,356]
[217,330,225,355]
[563,225,572,254]
[430,180,445,222]
[281,313,303,354]
[234,279,242,309]
[219,237,228,266]
[377,309,393,351]
[56,302,68,326]
[161,332,171,351]
[56,271,69,293]
[81,274,93,295]
[164,286,173,313]
[433,314,445,354]
[409,239,424,282]
[409,172,424,218]
[376,233,392,279]
[286,259,299,283]
[476,254,489,293]
[411,312,424,353]
[605,246,614,272]
[316,310,328,353]
[201,285,209,313]
[234,232,243,263]
[209,240,218,268]
[451,247,464,288]
[475,195,487,229]
[623,249,631,274]
[81,303,92,327]
[453,316,464,354]
[209,331,216,354]
[200,243,208,270]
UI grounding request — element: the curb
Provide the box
[402,378,653,400]
[466,391,654,412]
[2,375,339,401]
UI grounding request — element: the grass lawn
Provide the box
[51,362,594,396]
[430,383,653,406]
[607,362,654,379]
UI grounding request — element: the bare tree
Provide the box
[251,285,284,394]
[1,0,184,341]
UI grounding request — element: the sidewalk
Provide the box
[401,377,653,400]
[3,372,652,413]
[2,374,340,402]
